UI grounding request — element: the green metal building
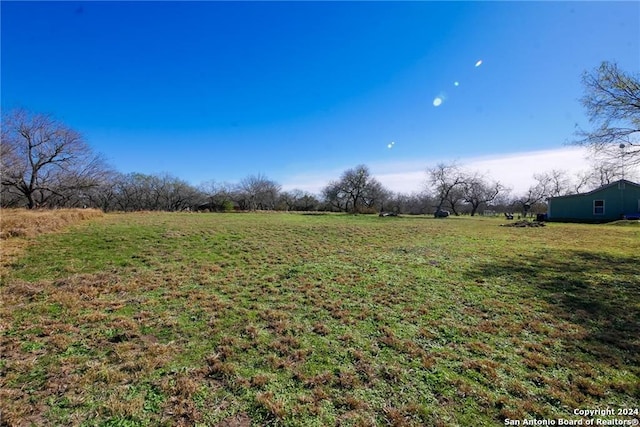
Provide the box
[547,179,640,223]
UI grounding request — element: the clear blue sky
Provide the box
[2,1,639,194]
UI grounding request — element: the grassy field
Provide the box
[1,211,639,426]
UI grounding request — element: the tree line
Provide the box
[2,61,638,214]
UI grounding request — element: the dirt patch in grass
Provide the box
[500,220,546,227]
[216,412,252,427]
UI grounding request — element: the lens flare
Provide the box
[454,81,460,86]
[433,97,443,107]
[475,60,483,67]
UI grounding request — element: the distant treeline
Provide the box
[2,108,633,216]
[0,167,543,217]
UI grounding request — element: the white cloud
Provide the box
[460,147,593,194]
[280,168,342,195]
[355,170,425,196]
[281,146,594,196]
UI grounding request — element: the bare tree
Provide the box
[536,169,574,198]
[591,161,624,186]
[102,172,199,212]
[427,162,467,216]
[571,170,593,194]
[277,189,302,211]
[1,109,110,208]
[406,192,435,215]
[322,165,388,214]
[513,173,555,217]
[384,192,434,215]
[296,192,320,211]
[278,189,320,211]
[365,178,391,212]
[322,181,349,212]
[462,175,505,216]
[444,185,466,216]
[157,174,200,211]
[111,173,145,211]
[575,61,640,167]
[236,174,281,211]
[198,180,235,212]
[490,191,514,215]
[540,164,634,197]
[580,151,640,188]
[83,170,121,211]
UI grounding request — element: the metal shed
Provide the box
[547,179,640,223]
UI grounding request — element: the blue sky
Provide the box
[2,1,639,194]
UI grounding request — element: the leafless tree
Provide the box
[537,164,634,198]
[571,170,593,194]
[589,161,624,187]
[1,109,110,208]
[536,170,574,198]
[427,162,467,216]
[296,192,321,211]
[444,186,466,216]
[575,61,640,168]
[365,179,392,212]
[198,180,235,212]
[110,173,144,211]
[278,189,302,211]
[105,172,199,211]
[118,173,158,211]
[159,174,200,211]
[236,174,281,211]
[513,173,556,217]
[322,181,349,212]
[385,191,435,215]
[82,170,121,211]
[278,189,320,211]
[322,165,388,213]
[462,175,505,216]
[580,151,639,188]
[489,191,514,215]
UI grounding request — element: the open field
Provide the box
[1,212,639,426]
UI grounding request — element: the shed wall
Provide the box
[548,183,640,222]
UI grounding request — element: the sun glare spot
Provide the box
[454,81,460,86]
[475,60,483,67]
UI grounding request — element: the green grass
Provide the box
[1,212,639,426]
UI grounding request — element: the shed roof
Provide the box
[547,179,640,200]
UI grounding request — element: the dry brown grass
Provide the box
[0,208,103,239]
[0,208,104,277]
